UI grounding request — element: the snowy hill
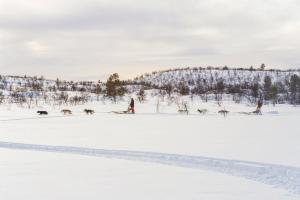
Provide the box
[132,67,300,104]
[0,75,104,106]
[133,67,299,90]
[0,75,102,93]
[1,67,300,106]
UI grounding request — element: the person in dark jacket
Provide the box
[254,99,263,114]
[128,98,135,114]
[257,100,263,110]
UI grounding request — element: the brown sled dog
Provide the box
[84,109,95,115]
[61,109,72,115]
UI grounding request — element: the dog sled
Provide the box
[111,110,130,114]
[239,110,262,115]
[111,107,135,114]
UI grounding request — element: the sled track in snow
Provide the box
[0,115,81,122]
[0,141,299,194]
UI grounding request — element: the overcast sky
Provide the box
[0,0,300,80]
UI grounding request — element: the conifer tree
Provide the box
[105,73,126,102]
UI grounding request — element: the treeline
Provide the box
[1,66,300,107]
[130,66,300,105]
[0,75,104,107]
[0,73,129,107]
[132,65,299,81]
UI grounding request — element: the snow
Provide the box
[1,150,299,200]
[137,68,300,88]
[0,98,300,199]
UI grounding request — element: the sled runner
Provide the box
[111,111,132,114]
[238,110,262,115]
[238,112,252,115]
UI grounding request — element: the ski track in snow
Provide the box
[0,141,299,194]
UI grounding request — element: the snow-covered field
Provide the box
[0,99,300,200]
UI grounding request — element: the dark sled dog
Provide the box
[37,111,48,115]
[84,109,95,115]
[218,109,229,117]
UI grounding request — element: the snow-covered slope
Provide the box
[135,68,300,88]
[0,75,102,94]
[2,67,300,106]
[132,67,300,104]
[0,100,300,199]
[1,141,300,195]
[0,75,104,107]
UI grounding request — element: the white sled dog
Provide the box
[61,109,72,115]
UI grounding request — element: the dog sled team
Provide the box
[37,98,136,116]
[192,99,263,117]
[37,97,264,117]
[37,109,95,115]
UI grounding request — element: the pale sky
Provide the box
[0,0,300,80]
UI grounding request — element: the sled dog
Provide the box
[218,109,229,117]
[84,109,95,115]
[37,111,48,115]
[61,109,72,115]
[197,109,208,114]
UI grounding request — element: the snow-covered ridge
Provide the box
[0,75,102,93]
[0,141,299,194]
[134,68,300,88]
[130,67,300,104]
[1,67,300,105]
[0,75,104,106]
